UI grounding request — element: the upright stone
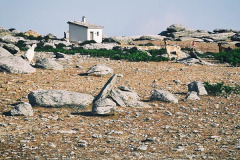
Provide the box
[188,81,208,95]
[94,74,120,102]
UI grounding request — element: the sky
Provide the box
[0,0,240,38]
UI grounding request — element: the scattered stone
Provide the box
[195,145,205,151]
[172,146,185,152]
[86,64,113,76]
[28,90,94,108]
[92,134,102,139]
[150,89,178,103]
[78,140,87,148]
[10,102,33,116]
[35,58,64,70]
[188,81,208,95]
[54,130,77,134]
[0,55,36,73]
[164,111,173,116]
[137,145,148,151]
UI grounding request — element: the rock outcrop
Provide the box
[0,55,36,73]
[3,43,20,54]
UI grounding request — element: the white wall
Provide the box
[87,28,103,43]
[69,24,88,43]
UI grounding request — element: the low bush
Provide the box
[55,43,66,49]
[213,48,240,66]
[79,40,96,46]
[204,82,240,96]
[15,40,27,50]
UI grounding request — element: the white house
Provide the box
[67,16,104,43]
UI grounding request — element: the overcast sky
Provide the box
[0,0,239,38]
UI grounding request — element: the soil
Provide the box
[0,52,239,159]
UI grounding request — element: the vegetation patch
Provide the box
[204,82,240,96]
[213,48,240,66]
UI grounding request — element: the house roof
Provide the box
[67,21,104,29]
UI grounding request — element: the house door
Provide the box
[90,32,94,40]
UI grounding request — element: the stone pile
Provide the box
[92,74,151,115]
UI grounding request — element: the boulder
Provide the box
[150,89,178,103]
[86,64,113,76]
[0,56,36,73]
[0,47,12,57]
[231,33,240,41]
[28,90,94,108]
[35,58,64,70]
[167,24,195,33]
[213,28,233,33]
[188,81,208,95]
[92,98,116,115]
[186,91,200,101]
[3,43,20,54]
[110,86,140,106]
[10,102,33,116]
[55,52,70,59]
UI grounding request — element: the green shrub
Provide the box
[56,43,66,49]
[213,48,240,66]
[8,28,16,32]
[79,40,97,46]
[15,40,27,50]
[204,82,240,96]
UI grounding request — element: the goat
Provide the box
[23,43,37,64]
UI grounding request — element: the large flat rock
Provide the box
[28,90,94,108]
[0,55,36,73]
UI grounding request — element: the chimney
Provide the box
[82,16,86,23]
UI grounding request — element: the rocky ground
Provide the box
[0,51,239,159]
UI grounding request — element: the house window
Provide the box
[97,32,99,36]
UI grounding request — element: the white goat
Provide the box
[24,43,37,64]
